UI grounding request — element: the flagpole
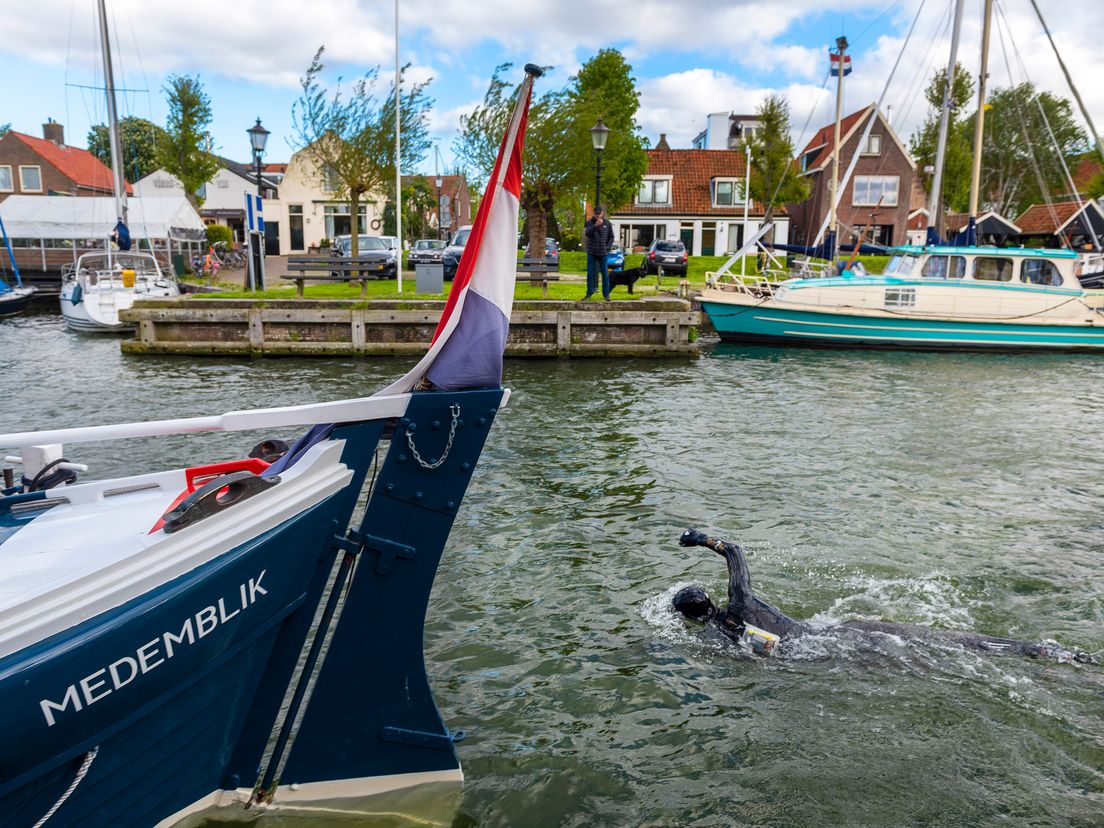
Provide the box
[828,36,848,268]
[394,0,403,293]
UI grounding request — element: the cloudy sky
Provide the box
[3,0,1103,174]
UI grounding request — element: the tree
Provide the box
[455,50,647,256]
[383,177,437,241]
[747,94,810,239]
[87,116,167,182]
[1087,171,1104,200]
[157,75,219,207]
[0,124,9,138]
[292,46,433,258]
[909,62,975,215]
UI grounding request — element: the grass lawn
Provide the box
[555,251,890,284]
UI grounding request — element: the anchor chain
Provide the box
[405,404,461,470]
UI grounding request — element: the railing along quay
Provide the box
[120,298,700,357]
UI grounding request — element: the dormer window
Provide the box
[712,178,745,207]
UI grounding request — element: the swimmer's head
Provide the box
[673,585,716,622]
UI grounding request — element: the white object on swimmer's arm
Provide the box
[741,624,780,657]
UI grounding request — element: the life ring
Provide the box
[370,219,382,230]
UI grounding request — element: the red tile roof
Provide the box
[619,148,778,216]
[9,131,131,194]
[798,105,874,171]
[263,163,288,173]
[1016,200,1085,234]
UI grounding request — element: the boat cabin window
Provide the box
[884,255,920,276]
[972,257,1013,282]
[921,255,966,279]
[1020,259,1064,287]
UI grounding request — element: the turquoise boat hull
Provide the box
[701,301,1104,351]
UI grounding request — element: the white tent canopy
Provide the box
[0,196,205,242]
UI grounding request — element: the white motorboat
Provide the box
[60,251,178,333]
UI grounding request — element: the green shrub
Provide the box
[206,224,233,247]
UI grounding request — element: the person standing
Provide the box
[584,207,615,300]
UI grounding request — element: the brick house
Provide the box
[787,103,915,248]
[401,174,471,240]
[0,121,129,202]
[609,134,789,257]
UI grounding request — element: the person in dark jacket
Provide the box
[673,529,1095,663]
[584,207,615,300]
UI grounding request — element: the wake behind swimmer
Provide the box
[673,529,1095,664]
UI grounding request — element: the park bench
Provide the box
[281,255,394,297]
[517,258,561,298]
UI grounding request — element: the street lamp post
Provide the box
[589,117,610,211]
[246,118,270,291]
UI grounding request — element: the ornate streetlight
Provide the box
[247,118,270,199]
[589,117,611,210]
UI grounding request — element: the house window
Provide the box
[0,166,11,191]
[713,178,745,207]
[637,178,670,205]
[154,175,176,188]
[853,175,898,207]
[19,166,42,192]
[1021,259,1063,287]
[973,257,1013,282]
[216,178,230,188]
[862,134,882,155]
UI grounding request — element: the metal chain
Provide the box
[405,404,461,470]
[33,746,99,828]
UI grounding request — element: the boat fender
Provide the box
[71,282,83,306]
[161,470,280,534]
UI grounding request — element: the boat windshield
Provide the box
[884,255,921,276]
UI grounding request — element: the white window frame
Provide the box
[852,175,898,207]
[712,177,745,208]
[636,176,671,206]
[19,165,42,193]
[862,134,882,155]
[0,165,12,192]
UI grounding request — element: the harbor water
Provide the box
[3,310,1102,826]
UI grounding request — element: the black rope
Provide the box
[23,459,78,492]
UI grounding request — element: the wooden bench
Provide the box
[517,258,560,298]
[282,256,394,297]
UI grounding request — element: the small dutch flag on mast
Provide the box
[830,51,852,77]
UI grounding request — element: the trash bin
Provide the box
[416,263,444,294]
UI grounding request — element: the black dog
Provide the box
[609,255,647,295]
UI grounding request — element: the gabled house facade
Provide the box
[609,136,789,256]
[788,104,915,249]
[0,121,129,202]
[692,112,763,151]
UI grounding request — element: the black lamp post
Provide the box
[589,117,610,211]
[435,176,444,240]
[247,118,270,199]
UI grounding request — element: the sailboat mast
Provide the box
[96,0,127,225]
[828,35,848,263]
[927,0,965,242]
[967,0,993,229]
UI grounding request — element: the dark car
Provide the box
[523,237,559,268]
[645,239,689,275]
[408,238,447,265]
[441,225,472,279]
[332,234,398,277]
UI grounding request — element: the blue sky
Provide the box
[3,0,1103,175]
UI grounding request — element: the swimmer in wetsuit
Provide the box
[672,529,1095,663]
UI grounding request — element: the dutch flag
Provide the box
[830,52,852,77]
[377,66,537,396]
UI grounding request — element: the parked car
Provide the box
[408,238,447,265]
[524,237,559,268]
[607,243,625,272]
[331,234,398,277]
[442,225,472,279]
[645,239,689,275]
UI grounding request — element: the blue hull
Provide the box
[702,301,1104,351]
[0,389,503,826]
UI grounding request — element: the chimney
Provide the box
[42,119,64,145]
[655,133,670,151]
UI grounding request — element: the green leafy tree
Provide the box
[157,75,219,207]
[0,124,9,138]
[974,83,1087,216]
[1086,170,1104,200]
[88,116,167,183]
[909,62,975,215]
[383,177,437,241]
[747,94,810,239]
[293,46,433,258]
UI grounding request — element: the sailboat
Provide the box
[0,216,35,318]
[701,0,1104,351]
[1,55,539,828]
[58,0,179,333]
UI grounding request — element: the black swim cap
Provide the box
[673,586,715,621]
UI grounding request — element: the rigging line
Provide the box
[851,0,906,47]
[993,9,1063,245]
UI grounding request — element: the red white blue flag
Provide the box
[830,52,852,77]
[377,67,536,396]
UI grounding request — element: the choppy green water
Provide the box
[4,311,1103,826]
